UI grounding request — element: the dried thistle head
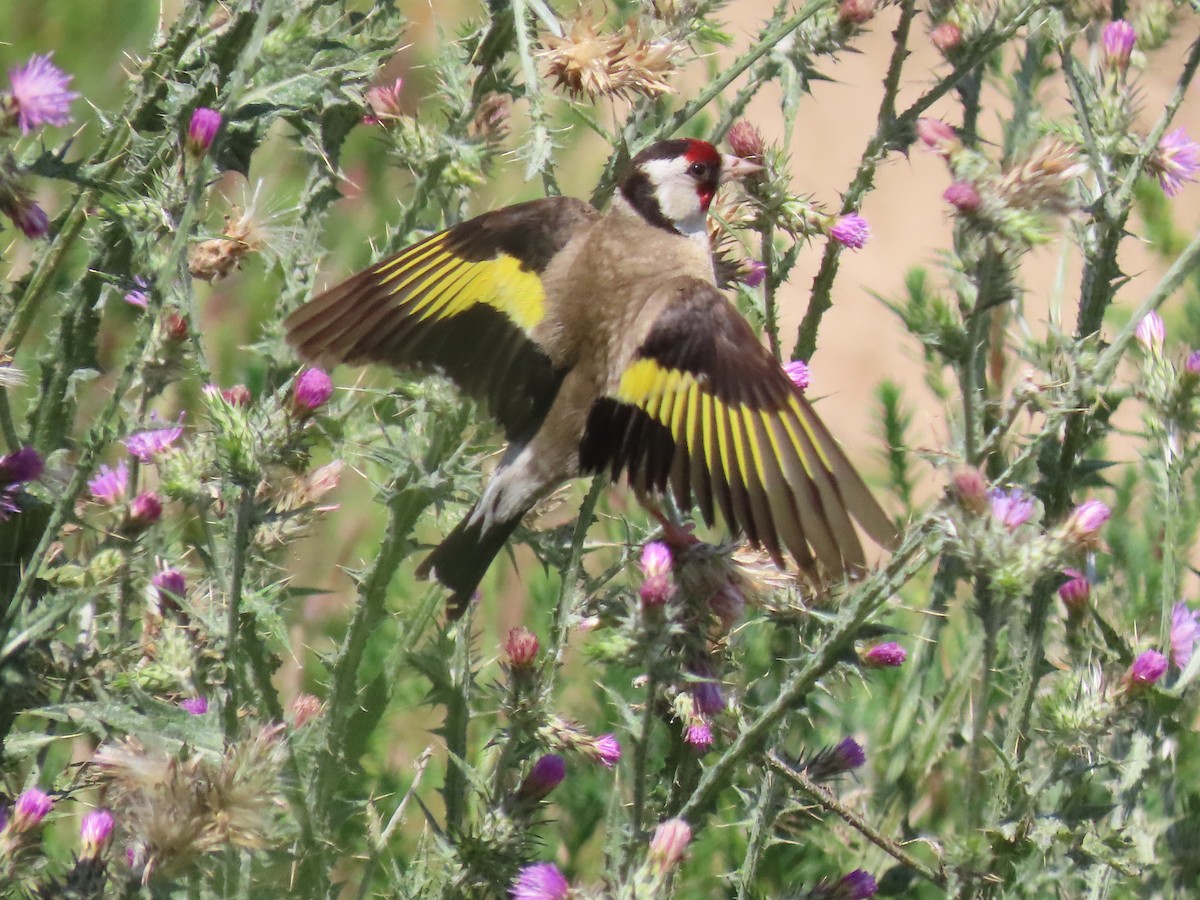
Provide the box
[540,14,682,101]
[994,137,1087,215]
[469,92,511,145]
[188,179,297,282]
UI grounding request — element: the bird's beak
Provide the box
[721,154,764,182]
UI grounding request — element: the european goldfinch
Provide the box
[285,138,895,613]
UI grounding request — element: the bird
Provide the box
[285,137,896,614]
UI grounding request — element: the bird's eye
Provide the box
[687,162,707,177]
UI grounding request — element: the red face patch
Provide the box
[683,139,721,166]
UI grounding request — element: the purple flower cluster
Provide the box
[830,214,870,250]
[5,53,77,134]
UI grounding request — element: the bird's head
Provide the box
[620,138,762,238]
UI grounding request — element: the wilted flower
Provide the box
[186,107,221,155]
[125,418,184,462]
[515,754,567,805]
[289,694,323,727]
[511,862,570,900]
[1058,569,1090,612]
[9,788,53,832]
[188,179,295,281]
[943,180,981,213]
[6,195,50,239]
[540,14,681,101]
[594,734,621,768]
[79,809,115,858]
[1135,311,1165,353]
[804,737,865,781]
[951,465,989,514]
[829,214,870,250]
[505,626,540,669]
[639,540,675,605]
[862,642,906,667]
[89,461,129,505]
[990,487,1034,531]
[124,276,151,308]
[363,77,404,124]
[1064,499,1110,546]
[784,359,810,393]
[1171,602,1199,670]
[0,446,43,485]
[649,818,692,870]
[1102,20,1136,73]
[126,491,163,531]
[470,91,511,143]
[292,367,333,413]
[916,118,958,156]
[4,53,77,133]
[1149,128,1200,198]
[930,21,962,53]
[727,119,765,160]
[163,309,189,341]
[1127,650,1167,686]
[180,696,209,716]
[995,138,1086,215]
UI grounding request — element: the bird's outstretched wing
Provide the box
[578,277,897,576]
[285,197,600,443]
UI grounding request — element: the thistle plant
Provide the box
[2,1,1200,898]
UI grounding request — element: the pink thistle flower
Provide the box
[639,540,675,606]
[784,359,810,393]
[180,696,209,715]
[186,107,221,155]
[79,809,114,858]
[943,180,981,213]
[126,491,163,531]
[8,197,50,239]
[88,461,128,505]
[1102,20,1136,73]
[5,53,77,133]
[516,754,567,803]
[989,487,1034,531]
[649,818,692,870]
[1135,311,1165,353]
[1064,499,1110,546]
[505,626,540,669]
[124,277,150,309]
[290,693,324,727]
[1127,649,1167,686]
[363,78,404,125]
[930,22,962,53]
[1151,128,1200,197]
[292,367,333,413]
[829,214,870,250]
[1171,601,1199,670]
[741,259,767,288]
[594,733,621,768]
[1058,569,1090,612]
[863,642,906,667]
[511,862,570,900]
[727,119,765,160]
[10,788,53,831]
[685,721,713,749]
[0,446,43,485]
[124,418,184,462]
[152,567,186,600]
[916,118,958,156]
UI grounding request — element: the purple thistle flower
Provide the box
[594,733,621,768]
[1064,499,1110,545]
[943,180,981,213]
[863,642,906,667]
[126,491,163,530]
[1186,351,1200,376]
[692,679,725,715]
[79,809,114,858]
[834,869,878,899]
[153,567,186,600]
[88,461,128,505]
[1128,650,1167,686]
[805,737,866,781]
[1058,569,1090,612]
[0,446,43,485]
[8,197,50,239]
[516,754,567,804]
[293,367,333,413]
[741,259,767,288]
[784,359,810,393]
[511,862,570,900]
[639,540,674,606]
[505,626,540,668]
[5,53,77,133]
[186,107,221,155]
[10,788,53,832]
[829,214,870,250]
[685,721,713,749]
[124,277,150,309]
[1171,602,1199,670]
[125,419,184,462]
[1151,128,1200,198]
[180,696,209,715]
[1135,311,1165,353]
[649,817,692,870]
[1102,20,1136,72]
[989,487,1034,531]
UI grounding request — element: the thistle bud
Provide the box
[1126,650,1167,686]
[505,626,540,669]
[951,465,989,514]
[1058,569,1090,612]
[727,119,765,160]
[943,180,981,213]
[804,737,865,781]
[784,359,810,393]
[862,642,906,667]
[649,818,692,870]
[222,384,253,406]
[186,107,222,155]
[79,809,114,859]
[126,491,163,532]
[1135,312,1165,354]
[930,21,962,53]
[1101,20,1136,74]
[164,309,190,342]
[594,733,622,768]
[837,0,876,25]
[515,754,567,804]
[639,540,675,606]
[292,367,333,414]
[9,788,53,832]
[290,693,324,727]
[1063,499,1110,547]
[916,118,959,157]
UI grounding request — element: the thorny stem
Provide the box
[625,666,659,878]
[768,752,947,888]
[223,488,255,743]
[964,576,997,832]
[443,606,476,837]
[736,770,781,897]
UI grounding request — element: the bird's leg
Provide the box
[640,494,699,553]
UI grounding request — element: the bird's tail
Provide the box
[416,505,524,618]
